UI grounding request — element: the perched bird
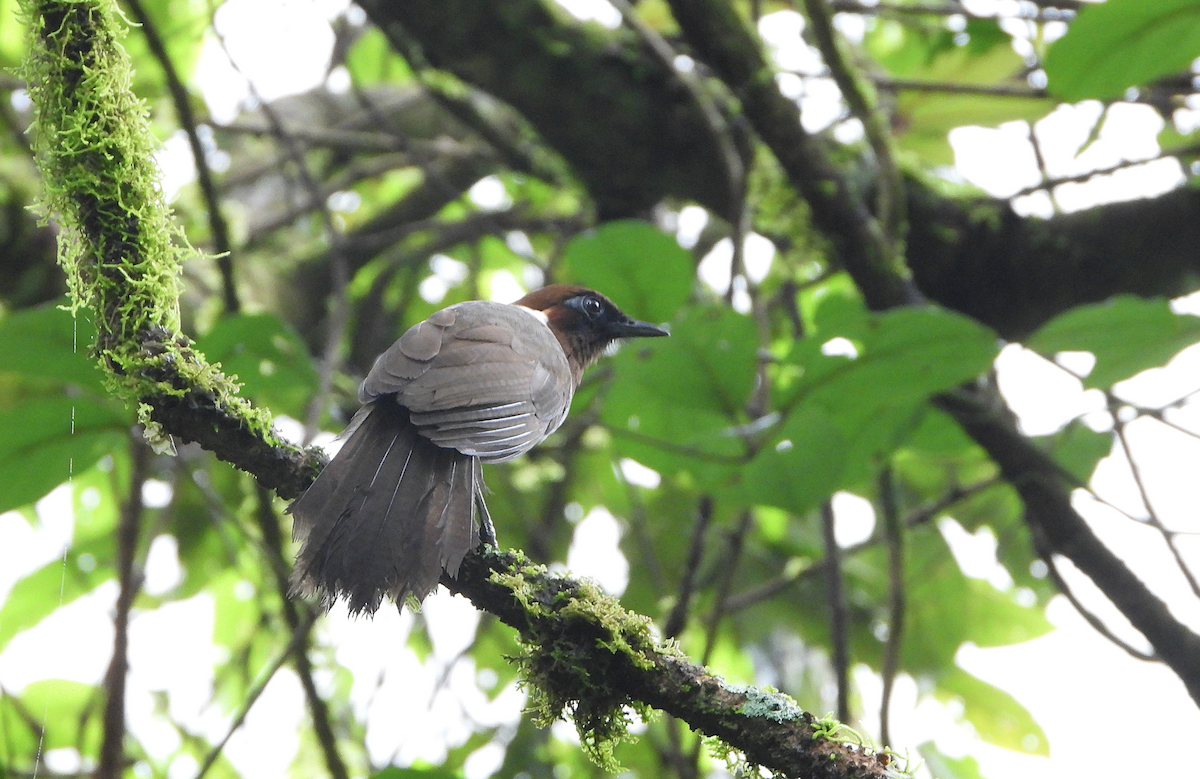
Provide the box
[288,284,669,614]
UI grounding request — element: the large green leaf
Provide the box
[0,679,102,756]
[561,220,693,323]
[0,397,128,514]
[203,313,319,419]
[1026,296,1200,388]
[740,405,848,516]
[937,668,1049,756]
[601,305,757,480]
[1045,0,1200,101]
[0,306,105,393]
[796,306,1000,408]
[892,44,1053,166]
[0,537,112,652]
[0,462,123,652]
[901,532,1052,672]
[609,305,758,415]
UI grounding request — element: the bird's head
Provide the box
[516,284,669,374]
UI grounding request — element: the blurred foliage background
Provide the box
[3,0,1200,778]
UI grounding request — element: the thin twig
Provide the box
[211,26,352,444]
[96,436,150,779]
[724,477,1001,611]
[802,0,906,250]
[1027,122,1062,214]
[610,0,747,227]
[820,500,851,723]
[1110,405,1200,599]
[125,0,237,313]
[664,496,715,639]
[878,466,904,748]
[1040,552,1157,662]
[1011,142,1200,198]
[701,510,755,666]
[874,76,1046,98]
[217,120,422,152]
[193,611,317,779]
[253,489,350,779]
[687,508,755,772]
[829,0,1079,21]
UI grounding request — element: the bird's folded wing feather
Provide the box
[359,301,574,461]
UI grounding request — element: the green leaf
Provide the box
[371,767,462,779]
[0,462,123,652]
[1026,296,1200,388]
[1045,422,1112,483]
[892,44,1053,165]
[740,406,847,516]
[203,313,319,419]
[610,305,758,415]
[561,220,692,323]
[0,397,128,514]
[1044,0,1200,101]
[778,307,998,485]
[917,741,987,779]
[900,532,1052,671]
[601,306,757,480]
[937,668,1049,755]
[346,27,414,85]
[0,306,105,393]
[799,306,1000,406]
[0,540,112,654]
[0,680,102,755]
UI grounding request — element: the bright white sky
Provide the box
[4,1,1200,778]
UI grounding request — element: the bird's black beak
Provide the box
[610,317,670,339]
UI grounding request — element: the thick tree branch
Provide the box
[906,183,1200,340]
[19,6,904,772]
[667,0,916,311]
[21,0,323,498]
[357,0,746,220]
[351,2,1200,338]
[935,384,1200,706]
[443,549,896,779]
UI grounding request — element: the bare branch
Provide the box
[96,436,150,779]
[124,0,237,313]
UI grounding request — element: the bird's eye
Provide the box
[581,295,604,317]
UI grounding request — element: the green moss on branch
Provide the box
[19,0,321,496]
[446,548,900,778]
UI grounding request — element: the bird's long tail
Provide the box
[287,400,481,614]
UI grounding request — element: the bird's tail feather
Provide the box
[288,401,480,614]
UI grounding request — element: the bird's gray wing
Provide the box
[359,301,574,462]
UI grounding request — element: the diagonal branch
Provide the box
[442,549,896,779]
[19,4,904,774]
[666,0,917,311]
[935,384,1200,706]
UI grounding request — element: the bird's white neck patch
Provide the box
[516,305,550,326]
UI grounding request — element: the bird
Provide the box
[288,284,669,615]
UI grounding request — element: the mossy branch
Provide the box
[17,1,902,774]
[444,549,900,778]
[19,0,322,496]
